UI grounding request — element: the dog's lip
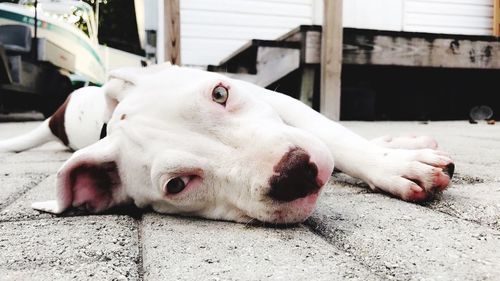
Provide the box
[271,191,320,224]
[316,176,327,187]
[290,190,320,206]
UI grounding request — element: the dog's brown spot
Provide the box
[48,95,71,145]
[120,114,126,120]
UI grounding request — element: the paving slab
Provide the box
[307,191,500,281]
[0,216,139,281]
[0,173,47,210]
[0,119,499,280]
[0,161,65,175]
[142,214,378,281]
[1,150,71,163]
[429,183,500,231]
[0,175,61,222]
[328,174,500,231]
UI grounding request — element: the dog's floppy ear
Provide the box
[102,62,173,121]
[32,137,128,214]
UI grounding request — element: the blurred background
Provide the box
[0,0,499,121]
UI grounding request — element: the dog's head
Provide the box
[45,64,334,224]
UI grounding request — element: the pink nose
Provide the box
[268,147,322,202]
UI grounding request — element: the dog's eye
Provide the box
[212,85,229,104]
[165,176,188,194]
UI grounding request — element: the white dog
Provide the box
[0,63,454,224]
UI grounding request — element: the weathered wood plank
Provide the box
[320,0,343,121]
[343,30,500,69]
[221,46,300,88]
[494,0,500,36]
[163,0,181,65]
[305,30,321,64]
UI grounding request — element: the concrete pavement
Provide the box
[0,119,499,280]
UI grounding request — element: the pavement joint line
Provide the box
[0,211,145,224]
[0,212,97,224]
[303,217,390,280]
[330,177,499,232]
[2,159,66,164]
[429,206,500,232]
[0,173,49,211]
[135,215,145,281]
[326,191,500,233]
[0,215,57,224]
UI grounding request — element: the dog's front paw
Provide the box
[367,149,454,202]
[371,135,438,150]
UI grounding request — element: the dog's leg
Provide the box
[0,119,58,152]
[259,91,453,202]
[371,135,438,150]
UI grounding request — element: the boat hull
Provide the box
[0,5,105,85]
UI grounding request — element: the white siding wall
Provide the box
[180,0,314,65]
[342,0,404,31]
[342,0,494,35]
[171,0,494,66]
[403,0,494,35]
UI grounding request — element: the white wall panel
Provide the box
[180,0,313,65]
[178,0,495,66]
[403,0,494,35]
[343,0,404,31]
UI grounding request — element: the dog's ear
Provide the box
[31,137,128,214]
[107,62,172,85]
[102,62,173,121]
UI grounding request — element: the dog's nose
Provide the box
[268,147,321,202]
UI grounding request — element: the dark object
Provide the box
[470,105,493,121]
[443,163,455,179]
[341,87,376,120]
[100,123,108,139]
[166,178,186,194]
[469,118,478,124]
[84,0,144,56]
[0,25,32,53]
[487,119,496,125]
[268,147,320,202]
[0,25,72,117]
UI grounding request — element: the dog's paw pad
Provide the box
[369,149,454,203]
[406,166,453,202]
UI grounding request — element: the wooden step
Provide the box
[207,25,323,108]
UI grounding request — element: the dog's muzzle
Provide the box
[268,147,322,202]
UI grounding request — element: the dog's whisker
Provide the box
[243,217,256,227]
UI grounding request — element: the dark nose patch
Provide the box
[443,163,455,179]
[268,147,320,202]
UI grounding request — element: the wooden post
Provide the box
[163,0,181,65]
[320,0,343,120]
[494,0,500,36]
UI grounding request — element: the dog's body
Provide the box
[0,64,454,224]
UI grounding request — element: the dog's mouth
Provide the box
[241,190,321,225]
[271,191,321,224]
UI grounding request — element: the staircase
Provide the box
[207,25,322,109]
